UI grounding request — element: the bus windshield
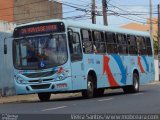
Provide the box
[13,34,68,70]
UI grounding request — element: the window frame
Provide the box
[127,34,138,55]
[92,30,106,54]
[116,33,128,55]
[136,36,147,55]
[105,32,118,54]
[81,29,94,54]
[145,37,153,56]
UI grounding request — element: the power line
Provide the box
[108,4,158,7]
[108,3,157,23]
[57,0,90,7]
[103,9,146,24]
[116,15,146,24]
[52,0,90,12]
[63,0,91,5]
[107,12,158,16]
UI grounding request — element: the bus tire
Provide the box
[123,73,139,93]
[38,92,51,102]
[82,75,94,98]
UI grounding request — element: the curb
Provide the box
[0,93,81,104]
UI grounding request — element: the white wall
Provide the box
[0,32,15,96]
[0,21,16,33]
[154,59,159,81]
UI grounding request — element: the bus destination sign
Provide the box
[13,22,65,37]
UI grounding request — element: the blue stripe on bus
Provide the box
[111,54,127,84]
[141,56,149,72]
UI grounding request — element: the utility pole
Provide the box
[91,0,96,24]
[158,3,160,81]
[102,0,108,26]
[150,0,153,37]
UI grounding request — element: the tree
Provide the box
[153,40,158,55]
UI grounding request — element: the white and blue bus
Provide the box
[12,19,155,101]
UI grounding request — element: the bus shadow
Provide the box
[18,89,147,104]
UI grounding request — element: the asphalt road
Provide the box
[0,83,160,114]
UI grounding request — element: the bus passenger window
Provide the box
[146,37,152,55]
[81,29,93,53]
[136,36,147,55]
[127,35,138,55]
[117,34,128,54]
[93,31,106,54]
[105,32,117,54]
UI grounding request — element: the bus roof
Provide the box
[16,19,150,37]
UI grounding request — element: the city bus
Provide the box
[12,19,155,101]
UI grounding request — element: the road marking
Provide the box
[41,106,67,111]
[132,93,143,96]
[98,98,113,102]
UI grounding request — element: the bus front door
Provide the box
[68,30,85,90]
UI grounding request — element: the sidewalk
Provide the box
[0,93,81,104]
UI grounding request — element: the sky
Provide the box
[61,0,159,26]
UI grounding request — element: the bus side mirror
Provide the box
[4,36,12,54]
[4,44,7,54]
[4,37,7,54]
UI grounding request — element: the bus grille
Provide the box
[31,84,51,90]
[23,71,55,78]
[29,79,53,83]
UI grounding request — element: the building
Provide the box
[0,0,62,24]
[121,18,158,41]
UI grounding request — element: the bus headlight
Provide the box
[15,76,28,84]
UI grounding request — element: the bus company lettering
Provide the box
[88,59,94,64]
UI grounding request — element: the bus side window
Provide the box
[127,35,138,55]
[146,37,152,55]
[136,36,147,55]
[81,29,93,53]
[105,32,117,54]
[117,34,128,54]
[68,32,82,62]
[92,31,106,54]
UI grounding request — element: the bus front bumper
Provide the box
[15,77,72,95]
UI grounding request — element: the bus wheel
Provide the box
[123,73,139,93]
[82,75,94,98]
[38,92,51,102]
